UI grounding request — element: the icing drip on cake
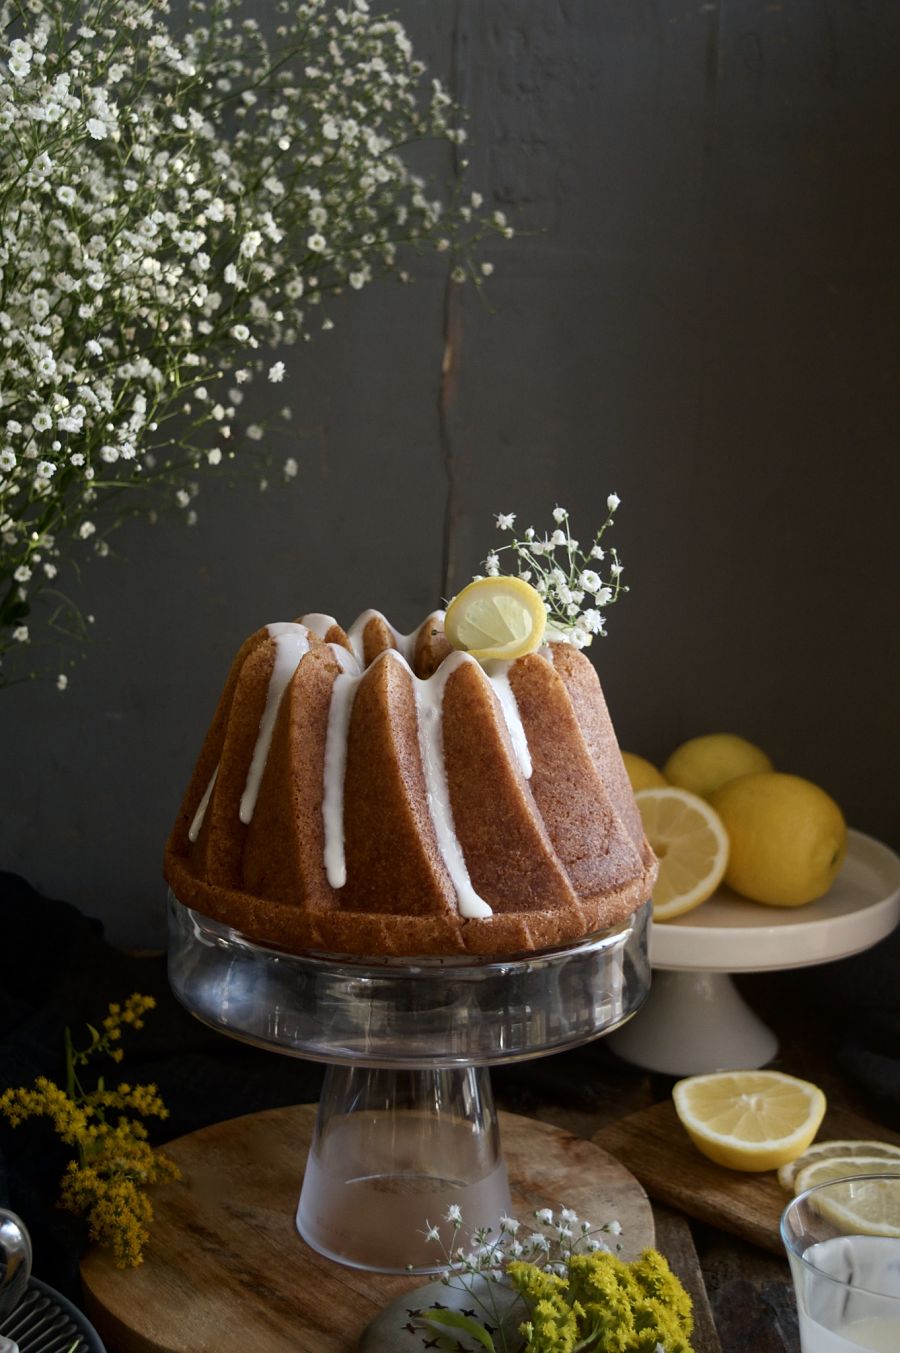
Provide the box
[188,765,217,843]
[192,613,537,922]
[239,624,310,825]
[322,669,357,888]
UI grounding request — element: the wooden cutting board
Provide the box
[80,1103,655,1353]
[594,1099,900,1255]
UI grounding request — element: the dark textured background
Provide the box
[2,0,899,947]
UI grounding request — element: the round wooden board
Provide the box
[80,1104,654,1353]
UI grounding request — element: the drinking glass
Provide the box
[781,1173,900,1352]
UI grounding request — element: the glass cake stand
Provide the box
[167,892,651,1273]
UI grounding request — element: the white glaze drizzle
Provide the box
[208,611,545,923]
[391,648,494,920]
[299,612,339,640]
[239,625,311,824]
[328,642,360,674]
[482,660,532,779]
[345,608,445,666]
[322,671,359,887]
[188,765,218,842]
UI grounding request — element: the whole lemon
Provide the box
[709,772,847,907]
[621,751,667,792]
[663,733,773,799]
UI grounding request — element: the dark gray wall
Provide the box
[3,0,898,947]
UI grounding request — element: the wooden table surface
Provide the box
[488,963,900,1353]
[82,959,898,1352]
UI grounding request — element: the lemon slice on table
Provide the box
[445,577,547,661]
[778,1140,900,1192]
[672,1069,827,1172]
[635,786,729,920]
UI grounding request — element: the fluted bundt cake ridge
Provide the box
[165,608,657,956]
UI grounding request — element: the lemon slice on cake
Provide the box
[635,786,729,920]
[673,1069,827,1172]
[445,577,547,661]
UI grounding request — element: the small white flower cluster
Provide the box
[0,0,508,685]
[484,498,626,648]
[424,1202,622,1281]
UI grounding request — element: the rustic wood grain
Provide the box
[80,1104,655,1353]
[594,1099,900,1255]
[652,1205,722,1353]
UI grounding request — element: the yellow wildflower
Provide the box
[0,993,179,1268]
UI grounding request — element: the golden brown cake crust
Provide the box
[164,615,658,959]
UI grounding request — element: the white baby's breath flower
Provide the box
[0,0,509,685]
[607,492,621,511]
[56,673,68,691]
[13,565,32,582]
[495,512,515,530]
[13,625,29,642]
[445,1203,462,1224]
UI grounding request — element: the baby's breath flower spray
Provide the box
[0,994,179,1268]
[0,0,508,686]
[483,500,626,648]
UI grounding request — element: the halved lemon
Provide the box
[635,786,729,920]
[444,577,547,661]
[778,1140,900,1193]
[672,1069,827,1172]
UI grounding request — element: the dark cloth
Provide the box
[0,872,323,1304]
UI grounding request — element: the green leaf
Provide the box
[421,1307,498,1352]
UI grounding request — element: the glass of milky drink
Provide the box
[781,1174,900,1352]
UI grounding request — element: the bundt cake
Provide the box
[165,609,657,956]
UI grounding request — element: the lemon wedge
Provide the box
[672,1069,827,1172]
[444,577,547,661]
[778,1140,900,1192]
[635,786,729,920]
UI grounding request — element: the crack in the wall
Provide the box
[439,0,466,605]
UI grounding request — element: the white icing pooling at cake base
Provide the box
[239,626,311,824]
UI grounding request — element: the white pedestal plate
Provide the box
[607,829,900,1076]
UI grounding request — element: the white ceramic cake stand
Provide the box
[167,894,651,1274]
[606,829,900,1077]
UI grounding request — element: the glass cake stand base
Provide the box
[168,894,650,1272]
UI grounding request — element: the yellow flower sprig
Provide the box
[0,993,180,1268]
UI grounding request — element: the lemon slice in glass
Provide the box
[672,1069,827,1172]
[444,577,547,661]
[635,786,729,920]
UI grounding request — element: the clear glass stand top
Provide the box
[168,892,651,1069]
[167,893,651,1273]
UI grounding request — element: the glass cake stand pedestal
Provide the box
[167,893,651,1274]
[606,829,900,1076]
